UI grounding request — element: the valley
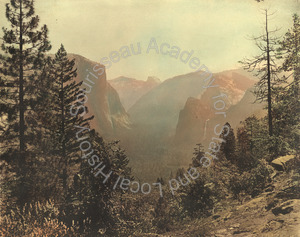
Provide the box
[70,53,266,182]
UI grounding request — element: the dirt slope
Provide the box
[140,170,300,237]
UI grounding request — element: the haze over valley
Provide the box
[70,53,267,181]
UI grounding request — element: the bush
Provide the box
[0,200,77,236]
[229,160,273,199]
[179,168,221,218]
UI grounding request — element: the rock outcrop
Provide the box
[271,155,296,171]
[70,54,131,138]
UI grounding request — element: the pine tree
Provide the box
[236,126,253,170]
[152,196,170,232]
[275,14,300,152]
[68,131,131,235]
[40,45,93,191]
[219,122,236,164]
[179,170,216,218]
[192,143,205,167]
[0,62,11,139]
[279,14,300,81]
[236,117,267,169]
[0,0,51,204]
[239,10,280,137]
[0,0,51,153]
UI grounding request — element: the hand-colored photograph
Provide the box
[0,0,299,236]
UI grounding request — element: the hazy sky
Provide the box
[0,0,299,81]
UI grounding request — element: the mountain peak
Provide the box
[146,76,161,84]
[109,76,160,110]
[111,76,137,83]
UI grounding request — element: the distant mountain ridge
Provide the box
[109,76,161,110]
[118,69,262,181]
[174,87,266,157]
[175,70,258,146]
[128,69,255,137]
[66,53,265,181]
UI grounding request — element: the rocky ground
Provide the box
[141,170,300,237]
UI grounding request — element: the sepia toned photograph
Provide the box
[0,0,299,236]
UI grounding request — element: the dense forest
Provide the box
[0,0,299,236]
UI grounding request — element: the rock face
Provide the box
[108,76,160,110]
[271,155,296,171]
[128,71,210,142]
[130,69,255,139]
[121,69,262,180]
[63,57,267,181]
[175,97,213,144]
[69,54,130,138]
[174,70,263,151]
[124,71,210,179]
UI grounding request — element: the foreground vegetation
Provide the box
[0,0,299,236]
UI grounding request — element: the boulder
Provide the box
[272,200,295,216]
[271,155,295,171]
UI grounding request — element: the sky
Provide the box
[0,0,299,81]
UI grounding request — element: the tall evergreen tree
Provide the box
[0,0,51,205]
[68,132,131,235]
[0,0,51,154]
[240,116,269,157]
[240,10,280,137]
[274,14,300,152]
[236,116,270,169]
[279,14,300,83]
[0,62,10,137]
[40,45,93,191]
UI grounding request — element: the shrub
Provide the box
[179,168,221,218]
[0,200,77,236]
[229,160,273,199]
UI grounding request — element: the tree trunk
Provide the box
[266,10,273,137]
[19,0,25,152]
[61,72,67,190]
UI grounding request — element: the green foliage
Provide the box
[0,0,53,207]
[236,125,256,170]
[0,0,51,152]
[229,160,273,198]
[220,122,236,163]
[151,191,185,234]
[63,132,132,236]
[236,116,270,166]
[0,1,133,234]
[0,3,299,237]
[178,167,222,218]
[274,13,300,153]
[113,193,158,236]
[278,14,300,73]
[192,143,205,167]
[36,45,94,193]
[235,115,290,163]
[152,197,171,233]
